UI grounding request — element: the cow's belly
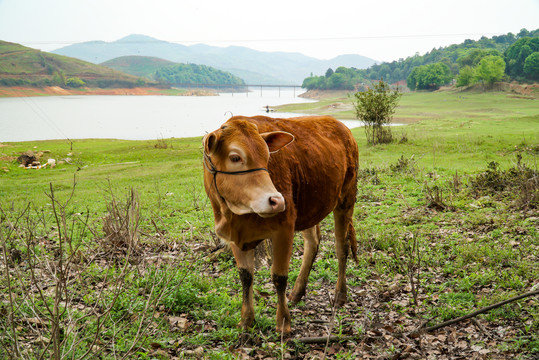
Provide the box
[293,187,342,231]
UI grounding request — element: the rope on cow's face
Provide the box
[202,152,269,200]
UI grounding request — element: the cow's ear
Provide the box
[203,132,219,155]
[261,131,295,153]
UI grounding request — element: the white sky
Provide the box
[0,0,538,62]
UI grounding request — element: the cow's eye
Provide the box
[229,154,242,163]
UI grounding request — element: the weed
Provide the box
[469,160,538,208]
[450,170,462,193]
[154,136,172,149]
[396,131,409,144]
[390,155,417,174]
[403,232,423,306]
[357,166,380,185]
[0,183,175,360]
[424,181,451,210]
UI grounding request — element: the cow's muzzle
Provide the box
[256,193,286,218]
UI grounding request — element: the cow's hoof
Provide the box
[288,291,304,305]
[238,332,254,346]
[238,317,254,330]
[334,292,347,308]
[276,324,292,336]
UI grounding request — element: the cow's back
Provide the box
[242,115,358,231]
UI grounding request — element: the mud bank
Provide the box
[0,86,216,97]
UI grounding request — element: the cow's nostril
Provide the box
[268,195,285,212]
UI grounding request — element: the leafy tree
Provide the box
[392,68,403,82]
[328,72,347,89]
[301,76,322,90]
[378,64,392,81]
[523,52,539,80]
[494,33,516,45]
[154,63,244,86]
[301,67,364,90]
[352,80,401,145]
[325,68,334,78]
[424,63,453,89]
[456,66,475,87]
[407,63,452,90]
[457,49,501,68]
[52,71,65,86]
[65,77,85,88]
[406,66,422,90]
[136,78,146,87]
[518,28,531,39]
[474,55,506,85]
[504,37,539,78]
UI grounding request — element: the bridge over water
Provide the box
[173,83,304,97]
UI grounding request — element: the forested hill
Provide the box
[101,56,176,78]
[0,41,148,88]
[365,28,539,84]
[154,63,244,86]
[303,28,539,91]
[102,56,245,86]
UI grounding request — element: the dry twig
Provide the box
[410,289,539,336]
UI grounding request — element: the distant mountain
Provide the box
[0,40,148,88]
[52,34,377,85]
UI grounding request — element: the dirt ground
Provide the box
[0,86,216,97]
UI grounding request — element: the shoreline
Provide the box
[0,86,216,97]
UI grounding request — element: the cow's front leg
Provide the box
[271,231,294,334]
[230,242,255,330]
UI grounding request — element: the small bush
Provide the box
[352,80,402,145]
[66,77,86,88]
[469,160,538,208]
[154,137,171,149]
[357,166,380,185]
[101,187,141,252]
[390,155,417,174]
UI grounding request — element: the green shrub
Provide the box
[66,77,86,88]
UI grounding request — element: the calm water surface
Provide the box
[0,89,360,142]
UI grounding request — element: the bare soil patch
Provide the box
[299,89,352,100]
[0,86,216,97]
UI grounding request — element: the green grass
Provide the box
[1,89,538,358]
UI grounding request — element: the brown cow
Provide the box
[202,115,358,334]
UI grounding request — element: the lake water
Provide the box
[0,89,361,142]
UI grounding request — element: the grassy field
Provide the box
[0,89,538,359]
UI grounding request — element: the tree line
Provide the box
[302,28,539,91]
[153,63,245,86]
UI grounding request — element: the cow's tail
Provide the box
[347,222,358,264]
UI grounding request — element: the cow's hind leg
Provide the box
[230,243,256,330]
[271,230,294,334]
[289,224,320,304]
[333,207,354,307]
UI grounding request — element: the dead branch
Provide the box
[296,335,359,345]
[410,289,539,336]
[298,289,539,346]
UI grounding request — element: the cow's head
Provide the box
[203,119,294,218]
